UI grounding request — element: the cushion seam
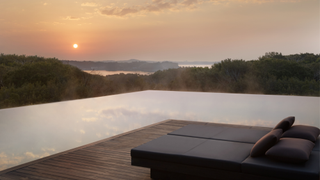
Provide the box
[168,134,255,144]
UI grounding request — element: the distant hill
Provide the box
[61,60,179,72]
[175,61,216,66]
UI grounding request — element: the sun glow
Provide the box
[73,44,78,48]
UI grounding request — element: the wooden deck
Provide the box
[0,119,208,180]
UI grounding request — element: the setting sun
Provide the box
[0,0,318,61]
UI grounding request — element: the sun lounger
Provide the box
[131,117,320,180]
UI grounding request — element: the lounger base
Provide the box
[133,157,288,180]
[150,168,288,180]
[132,157,242,180]
[151,169,215,180]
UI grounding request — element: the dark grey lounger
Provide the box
[132,135,254,172]
[168,124,271,143]
[131,124,320,180]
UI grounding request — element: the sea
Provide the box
[84,64,212,76]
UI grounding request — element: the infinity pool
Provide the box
[0,90,319,171]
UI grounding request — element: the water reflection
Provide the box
[84,70,153,76]
[0,90,319,171]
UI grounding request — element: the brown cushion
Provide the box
[273,116,295,132]
[265,138,315,163]
[281,125,320,142]
[250,129,282,157]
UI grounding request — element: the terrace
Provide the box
[0,91,319,179]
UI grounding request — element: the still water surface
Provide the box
[84,64,212,76]
[0,90,319,171]
[84,70,153,76]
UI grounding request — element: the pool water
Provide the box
[0,90,319,171]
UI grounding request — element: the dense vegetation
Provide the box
[0,52,319,109]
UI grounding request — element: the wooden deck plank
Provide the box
[26,164,97,180]
[0,173,27,180]
[37,162,135,180]
[0,119,189,180]
[44,157,147,175]
[14,169,69,180]
[8,171,54,180]
[49,155,133,171]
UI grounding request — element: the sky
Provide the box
[0,0,319,62]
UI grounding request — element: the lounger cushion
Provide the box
[273,116,295,132]
[211,127,271,144]
[313,137,320,151]
[242,151,320,180]
[131,135,207,161]
[168,124,226,139]
[281,125,320,142]
[168,124,271,143]
[131,135,253,172]
[250,129,282,157]
[182,140,254,172]
[265,138,315,163]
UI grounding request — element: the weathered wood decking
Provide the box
[0,119,209,180]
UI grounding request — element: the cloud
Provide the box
[93,106,198,138]
[233,0,301,3]
[0,152,24,171]
[99,106,198,123]
[100,6,140,17]
[41,148,55,152]
[25,152,50,159]
[80,129,86,134]
[63,16,81,20]
[182,0,202,6]
[63,16,92,21]
[53,21,66,25]
[81,2,98,7]
[99,0,183,17]
[144,0,179,12]
[82,117,97,122]
[25,152,37,158]
[0,150,53,171]
[98,0,301,17]
[43,3,47,6]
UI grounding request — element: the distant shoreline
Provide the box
[84,64,212,76]
[179,64,212,68]
[84,70,153,76]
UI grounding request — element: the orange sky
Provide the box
[0,0,319,62]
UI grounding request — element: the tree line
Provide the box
[0,52,319,109]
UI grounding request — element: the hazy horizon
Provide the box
[0,0,319,62]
